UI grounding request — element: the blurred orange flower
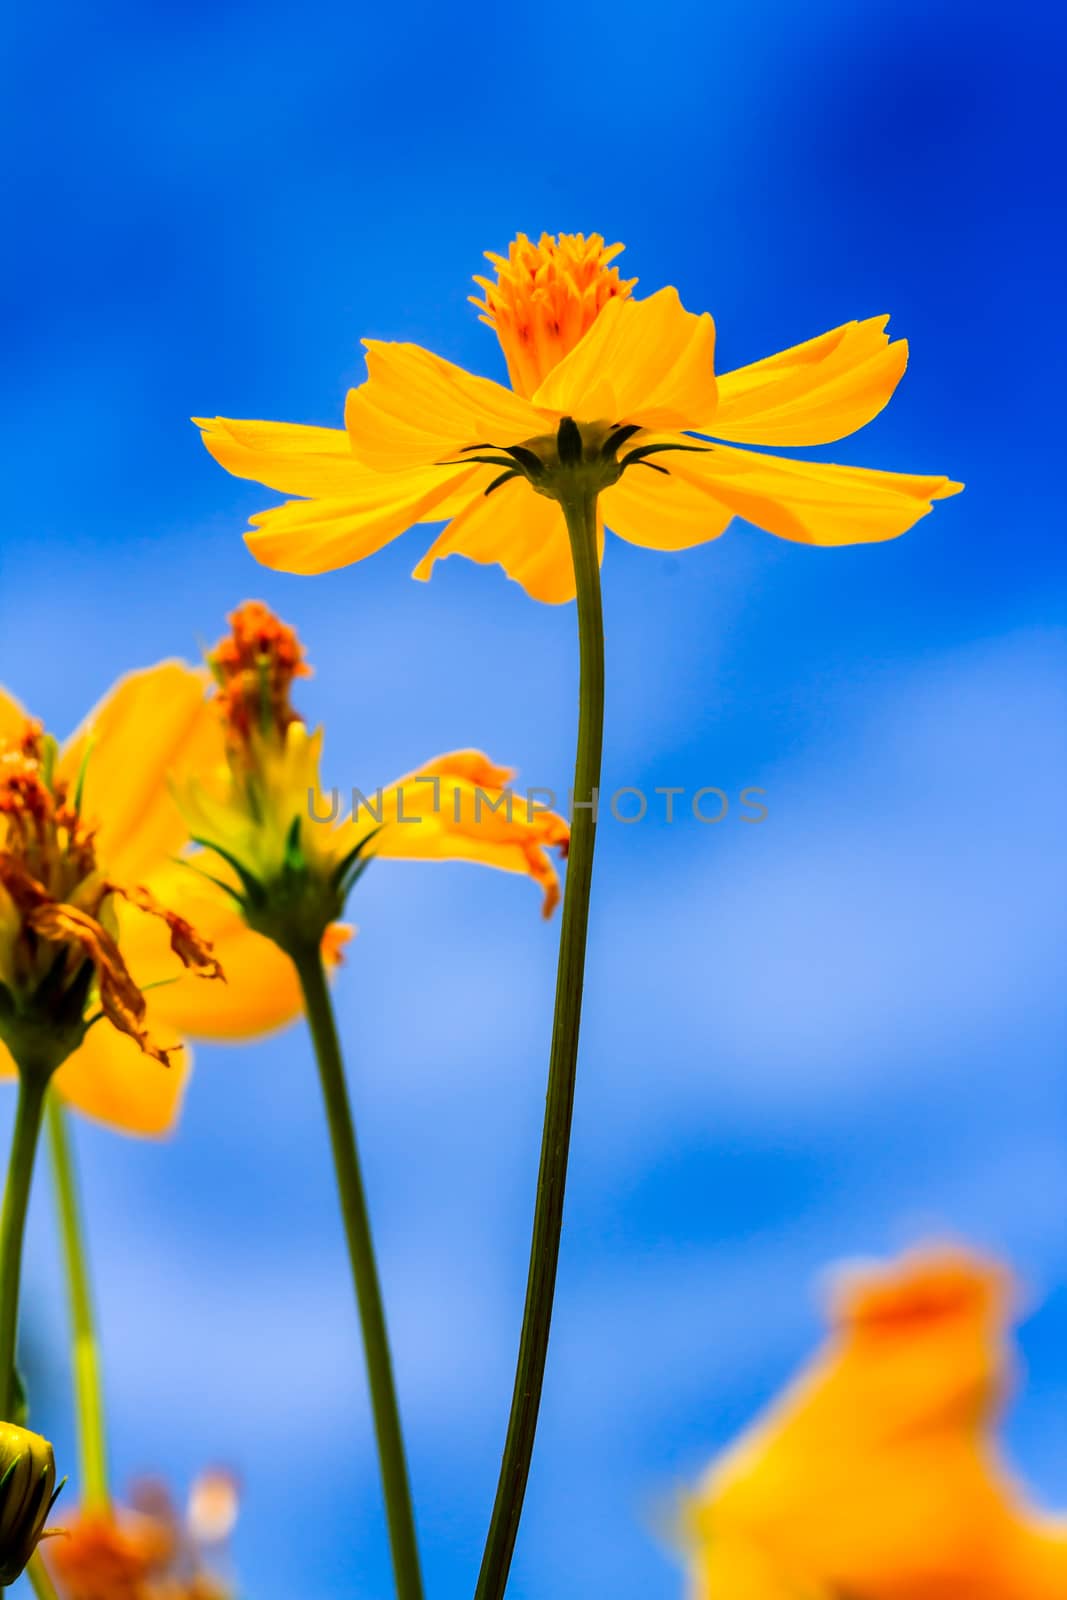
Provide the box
[48,1471,237,1600]
[686,1246,1067,1599]
[197,231,961,603]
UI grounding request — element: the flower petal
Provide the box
[711,317,910,446]
[531,288,717,431]
[360,751,570,917]
[689,1541,793,1600]
[688,1246,1059,1600]
[195,417,391,498]
[345,342,544,471]
[58,663,220,884]
[244,467,483,575]
[602,463,732,550]
[413,475,596,604]
[0,689,30,742]
[121,865,351,1041]
[51,1015,191,1137]
[669,441,963,546]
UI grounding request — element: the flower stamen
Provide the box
[0,721,223,1074]
[472,232,637,398]
[207,600,310,760]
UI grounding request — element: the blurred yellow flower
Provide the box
[197,231,961,603]
[174,601,570,949]
[686,1245,1067,1600]
[0,665,321,1136]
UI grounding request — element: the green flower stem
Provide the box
[474,484,605,1600]
[25,1554,60,1600]
[45,1095,109,1512]
[291,943,423,1600]
[0,1074,47,1423]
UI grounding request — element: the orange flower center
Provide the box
[207,600,310,757]
[471,232,637,399]
[0,723,222,1068]
[0,724,97,902]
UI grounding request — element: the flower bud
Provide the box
[0,1422,62,1583]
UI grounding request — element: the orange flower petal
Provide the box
[0,689,30,743]
[364,752,570,917]
[119,866,350,1042]
[195,417,392,498]
[244,468,482,575]
[345,342,544,471]
[413,475,597,604]
[52,1016,190,1137]
[531,287,717,431]
[58,662,219,884]
[711,316,910,446]
[669,441,963,546]
[602,462,732,550]
[690,1245,1067,1600]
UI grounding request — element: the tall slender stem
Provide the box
[45,1094,109,1511]
[474,485,605,1600]
[0,1074,47,1422]
[25,1554,61,1600]
[291,944,423,1600]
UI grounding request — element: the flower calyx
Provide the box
[447,416,710,507]
[0,1423,65,1585]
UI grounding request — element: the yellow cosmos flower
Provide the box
[172,601,569,956]
[0,665,318,1136]
[197,231,962,602]
[686,1246,1067,1600]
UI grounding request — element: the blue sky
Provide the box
[2,0,1065,1594]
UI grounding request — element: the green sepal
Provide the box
[188,837,267,909]
[619,440,712,468]
[38,736,59,794]
[600,423,641,459]
[556,416,583,465]
[501,444,546,479]
[283,815,305,873]
[484,468,521,496]
[71,736,96,816]
[330,829,380,899]
[170,855,247,909]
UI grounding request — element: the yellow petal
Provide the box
[401,750,516,789]
[531,288,717,431]
[195,417,393,498]
[692,1246,1067,1600]
[711,317,910,445]
[345,342,544,471]
[51,1016,190,1137]
[363,752,570,917]
[669,441,963,546]
[0,688,30,742]
[413,475,597,605]
[245,468,482,575]
[602,462,732,550]
[0,1040,15,1081]
[58,663,220,884]
[121,865,350,1041]
[690,1539,799,1600]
